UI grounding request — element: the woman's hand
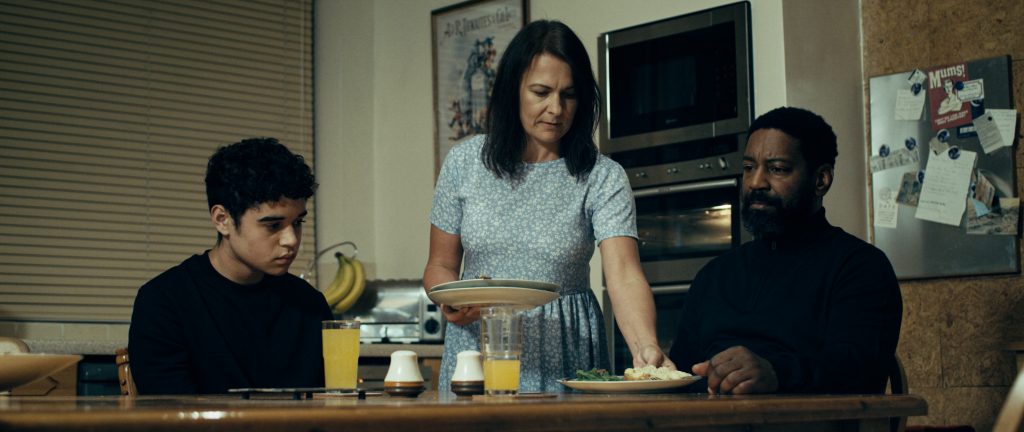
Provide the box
[632,343,677,370]
[441,304,480,326]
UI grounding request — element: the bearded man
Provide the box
[668,107,902,395]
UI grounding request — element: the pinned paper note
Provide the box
[870,148,920,173]
[989,109,1018,147]
[915,149,977,226]
[956,78,984,101]
[895,172,922,206]
[907,69,927,86]
[973,171,995,208]
[874,187,899,228]
[929,136,949,155]
[974,112,1006,153]
[895,89,925,120]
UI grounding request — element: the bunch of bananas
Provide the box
[321,251,365,314]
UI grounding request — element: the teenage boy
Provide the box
[129,138,332,395]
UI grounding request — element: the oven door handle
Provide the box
[650,284,691,294]
[632,178,738,197]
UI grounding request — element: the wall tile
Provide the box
[0,321,17,337]
[941,279,1022,387]
[16,322,63,339]
[107,324,130,342]
[928,0,1018,64]
[62,324,110,341]
[861,0,930,76]
[943,387,1009,432]
[1012,4,1024,57]
[899,282,943,387]
[906,386,947,426]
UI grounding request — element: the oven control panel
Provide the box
[625,153,744,189]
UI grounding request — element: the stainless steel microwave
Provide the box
[597,1,752,156]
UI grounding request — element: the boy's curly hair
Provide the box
[205,137,317,229]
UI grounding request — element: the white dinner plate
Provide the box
[558,376,703,393]
[427,286,559,308]
[430,278,558,292]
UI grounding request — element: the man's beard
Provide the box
[741,182,816,238]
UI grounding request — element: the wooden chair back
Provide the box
[994,367,1024,432]
[115,347,137,396]
[889,355,909,432]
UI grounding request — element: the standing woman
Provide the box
[424,20,673,393]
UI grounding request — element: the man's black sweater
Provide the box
[669,209,902,393]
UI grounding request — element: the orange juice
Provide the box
[322,327,360,388]
[483,358,520,395]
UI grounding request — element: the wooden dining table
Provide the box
[0,391,926,432]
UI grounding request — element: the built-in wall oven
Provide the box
[597,2,753,373]
[615,133,751,284]
[603,154,750,373]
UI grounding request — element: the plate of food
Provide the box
[558,366,702,393]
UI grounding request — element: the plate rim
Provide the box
[430,278,559,292]
[427,286,559,307]
[557,376,702,392]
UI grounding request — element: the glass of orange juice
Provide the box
[480,306,523,396]
[322,320,360,389]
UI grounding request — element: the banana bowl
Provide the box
[0,353,82,392]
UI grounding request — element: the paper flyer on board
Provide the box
[915,148,977,226]
[927,62,971,131]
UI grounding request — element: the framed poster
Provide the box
[431,0,527,177]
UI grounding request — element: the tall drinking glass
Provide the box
[479,306,523,396]
[322,320,360,389]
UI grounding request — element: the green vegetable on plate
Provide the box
[575,368,623,381]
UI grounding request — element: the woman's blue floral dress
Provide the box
[430,135,637,393]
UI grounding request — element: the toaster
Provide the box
[339,279,444,343]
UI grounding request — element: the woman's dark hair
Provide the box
[482,20,600,182]
[205,137,317,231]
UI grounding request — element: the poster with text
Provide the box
[432,0,526,177]
[927,62,971,131]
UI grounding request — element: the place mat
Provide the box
[471,392,558,400]
[228,387,377,400]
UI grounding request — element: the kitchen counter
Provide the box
[0,391,927,432]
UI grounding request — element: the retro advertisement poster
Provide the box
[927,62,971,131]
[431,0,526,177]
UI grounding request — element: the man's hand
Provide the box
[440,304,480,326]
[691,346,778,394]
[632,343,677,370]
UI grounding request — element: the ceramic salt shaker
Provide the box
[383,350,425,397]
[450,350,485,397]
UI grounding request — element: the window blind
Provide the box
[0,0,315,322]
